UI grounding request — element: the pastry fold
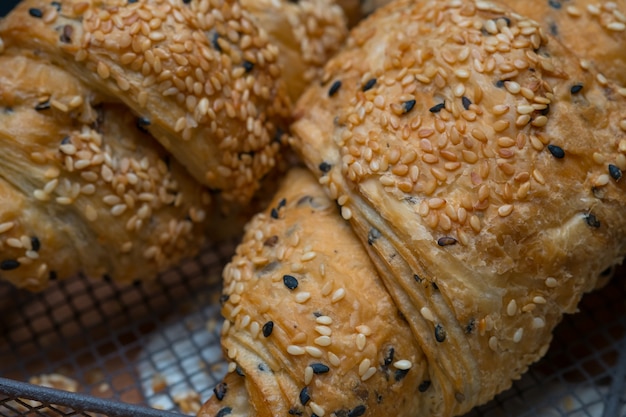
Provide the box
[0,52,209,290]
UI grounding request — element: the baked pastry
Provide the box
[500,0,626,88]
[199,168,428,417]
[199,0,626,415]
[0,0,350,206]
[0,52,209,291]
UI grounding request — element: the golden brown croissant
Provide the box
[0,52,209,291]
[200,0,626,415]
[0,0,349,206]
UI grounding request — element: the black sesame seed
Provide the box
[283,274,298,290]
[394,368,409,381]
[313,311,322,317]
[270,208,279,219]
[299,387,310,405]
[348,405,367,417]
[310,363,329,374]
[61,136,71,145]
[432,282,439,291]
[0,260,20,271]
[570,84,583,94]
[434,324,447,342]
[278,198,287,209]
[136,117,151,133]
[495,79,505,88]
[465,318,476,334]
[213,382,228,401]
[235,366,245,377]
[219,294,230,305]
[51,2,62,11]
[128,0,138,2]
[243,60,254,72]
[362,78,377,92]
[402,99,416,114]
[609,164,622,181]
[328,80,342,97]
[288,408,303,416]
[182,0,192,4]
[413,274,423,283]
[548,0,562,9]
[216,407,232,417]
[585,213,601,228]
[429,102,445,113]
[258,363,269,372]
[29,8,43,18]
[540,104,550,116]
[384,347,395,366]
[419,380,432,392]
[549,22,558,36]
[35,101,51,111]
[31,237,41,252]
[547,144,565,159]
[461,96,472,110]
[262,321,274,337]
[212,32,222,52]
[367,228,381,245]
[437,236,457,246]
[319,161,332,173]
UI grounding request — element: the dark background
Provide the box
[0,0,20,17]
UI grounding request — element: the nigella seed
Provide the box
[609,164,622,181]
[547,144,565,159]
[278,198,287,209]
[402,99,416,114]
[465,318,476,334]
[384,347,395,366]
[0,260,20,270]
[289,408,303,416]
[362,78,377,92]
[461,96,472,110]
[182,0,191,4]
[429,102,445,113]
[413,274,423,283]
[570,84,583,94]
[28,8,43,18]
[219,294,230,305]
[328,80,342,97]
[548,0,562,9]
[243,60,254,72]
[419,380,432,392]
[61,136,71,145]
[136,117,151,133]
[319,161,332,173]
[258,363,269,372]
[299,387,311,405]
[213,382,228,401]
[310,363,330,374]
[434,324,447,342]
[51,1,62,11]
[216,407,232,417]
[283,274,298,290]
[235,366,245,376]
[212,32,222,52]
[585,212,601,228]
[31,237,41,252]
[367,228,381,245]
[35,101,51,111]
[394,368,410,381]
[270,208,279,219]
[262,321,274,337]
[495,80,505,88]
[348,405,367,417]
[437,236,457,246]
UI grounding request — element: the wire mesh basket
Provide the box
[0,236,624,417]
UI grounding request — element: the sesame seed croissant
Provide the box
[199,0,626,416]
[0,52,209,291]
[0,0,350,207]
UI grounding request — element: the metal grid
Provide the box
[0,237,624,417]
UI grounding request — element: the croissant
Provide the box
[200,0,626,415]
[0,51,210,291]
[0,0,347,206]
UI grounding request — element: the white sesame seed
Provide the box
[341,206,352,220]
[356,333,366,351]
[504,81,521,94]
[533,296,547,304]
[489,336,498,351]
[331,288,346,303]
[545,277,558,288]
[314,336,332,347]
[287,345,305,356]
[358,358,371,376]
[305,346,323,358]
[594,174,610,187]
[315,326,332,336]
[295,292,311,304]
[498,204,514,217]
[513,328,524,343]
[356,325,372,336]
[301,251,317,262]
[619,119,626,132]
[7,238,23,248]
[393,360,412,370]
[420,307,436,322]
[321,281,333,296]
[309,402,325,417]
[328,352,340,367]
[0,222,15,234]
[361,367,377,381]
[316,315,333,325]
[111,204,128,217]
[304,366,314,385]
[607,21,626,31]
[506,299,518,316]
[532,317,546,329]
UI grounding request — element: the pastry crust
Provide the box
[0,0,291,206]
[285,0,626,414]
[199,168,432,417]
[501,0,626,88]
[0,52,209,290]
